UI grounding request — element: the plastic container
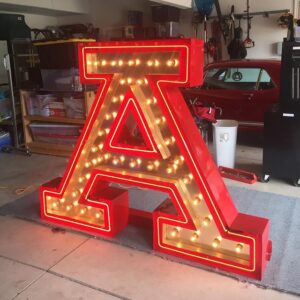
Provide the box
[25,94,40,116]
[0,131,12,150]
[0,98,11,120]
[63,96,85,119]
[38,94,57,117]
[29,123,81,144]
[48,101,66,117]
[212,119,238,168]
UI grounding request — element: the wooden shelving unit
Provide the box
[20,90,95,157]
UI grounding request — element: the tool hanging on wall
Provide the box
[228,16,247,59]
[243,0,255,48]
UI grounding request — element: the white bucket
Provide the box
[212,119,238,168]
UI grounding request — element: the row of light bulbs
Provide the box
[170,225,244,253]
[87,58,179,68]
[119,78,148,86]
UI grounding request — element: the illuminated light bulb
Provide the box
[155,118,161,125]
[212,239,220,248]
[153,97,157,104]
[98,129,104,136]
[66,205,72,211]
[129,160,136,168]
[73,201,79,207]
[137,158,142,165]
[193,195,202,206]
[127,77,132,84]
[203,215,213,226]
[171,228,179,237]
[154,59,160,67]
[166,167,173,174]
[135,59,141,65]
[85,162,90,168]
[92,147,97,153]
[105,128,110,134]
[174,159,180,165]
[161,116,166,123]
[119,95,125,101]
[78,177,83,183]
[111,60,116,66]
[177,242,182,248]
[47,196,52,201]
[101,60,107,66]
[171,136,176,143]
[188,173,194,180]
[172,164,178,170]
[60,198,65,203]
[165,139,170,146]
[147,60,153,66]
[93,61,99,66]
[235,243,244,253]
[154,160,160,167]
[52,202,58,209]
[112,158,119,165]
[137,79,143,85]
[147,164,154,171]
[180,155,185,161]
[105,113,111,120]
[183,177,190,184]
[72,191,77,198]
[97,157,103,163]
[190,232,199,242]
[112,97,118,103]
[120,79,126,85]
[174,59,179,66]
[95,212,102,219]
[144,78,148,85]
[118,60,123,66]
[120,156,125,162]
[87,206,92,210]
[92,159,97,165]
[87,60,92,65]
[98,143,104,150]
[85,173,91,179]
[80,208,86,215]
[128,60,134,66]
[167,60,173,67]
[112,111,117,118]
[79,188,83,193]
[147,98,152,105]
[104,153,110,160]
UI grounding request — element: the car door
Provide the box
[196,67,246,120]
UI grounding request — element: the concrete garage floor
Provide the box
[0,143,299,300]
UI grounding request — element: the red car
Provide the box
[182,59,281,130]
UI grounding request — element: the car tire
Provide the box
[293,178,300,187]
[260,174,270,183]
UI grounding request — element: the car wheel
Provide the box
[260,174,270,183]
[293,179,300,187]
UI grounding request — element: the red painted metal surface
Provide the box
[219,166,258,184]
[40,39,271,280]
[182,59,281,131]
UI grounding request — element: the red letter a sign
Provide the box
[40,39,272,279]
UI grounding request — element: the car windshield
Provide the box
[203,67,274,90]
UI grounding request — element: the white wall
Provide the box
[56,0,152,40]
[180,0,294,59]
[0,10,58,29]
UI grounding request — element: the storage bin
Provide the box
[63,96,84,119]
[41,68,82,91]
[38,94,58,117]
[48,101,66,117]
[0,98,11,120]
[0,131,12,150]
[29,123,81,145]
